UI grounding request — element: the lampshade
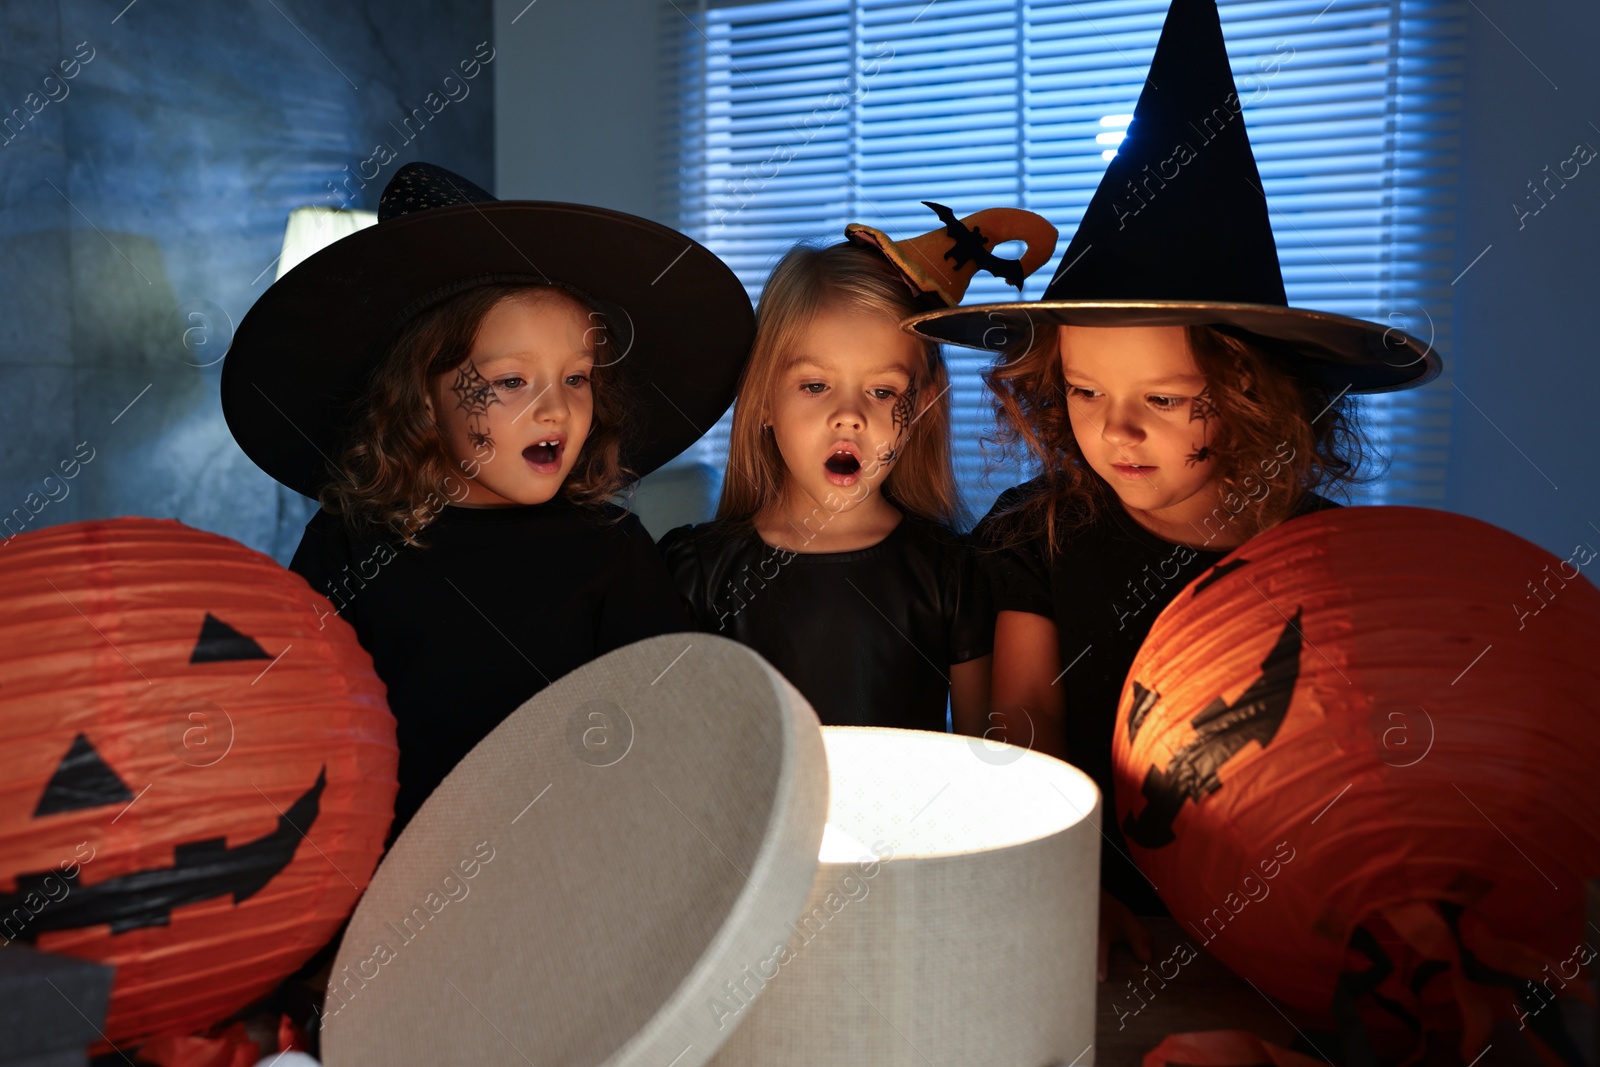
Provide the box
[320,634,1101,1067]
[275,206,377,281]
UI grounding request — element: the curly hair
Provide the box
[716,240,968,532]
[980,321,1375,555]
[317,282,637,547]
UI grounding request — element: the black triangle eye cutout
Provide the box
[34,733,135,816]
[191,613,272,663]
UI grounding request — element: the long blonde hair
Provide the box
[715,241,965,529]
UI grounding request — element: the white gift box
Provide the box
[319,633,1101,1066]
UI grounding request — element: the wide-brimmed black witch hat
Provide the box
[896,0,1439,394]
[222,164,755,500]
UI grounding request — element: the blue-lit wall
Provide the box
[1447,0,1600,558]
[0,0,493,564]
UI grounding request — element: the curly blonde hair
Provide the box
[716,240,967,531]
[318,282,637,547]
[981,321,1373,554]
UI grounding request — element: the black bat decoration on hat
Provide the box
[922,201,1029,290]
[1122,609,1302,849]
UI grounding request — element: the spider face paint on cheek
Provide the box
[877,381,920,464]
[449,360,499,456]
[1185,384,1217,467]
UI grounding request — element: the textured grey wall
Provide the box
[0,0,494,565]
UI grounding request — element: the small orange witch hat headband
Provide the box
[846,201,1058,309]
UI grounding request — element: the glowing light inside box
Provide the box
[819,821,874,864]
[816,726,1097,861]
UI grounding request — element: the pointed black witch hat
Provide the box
[901,0,1439,393]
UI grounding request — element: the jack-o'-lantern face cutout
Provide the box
[0,520,397,1048]
[1111,506,1600,1063]
[1120,606,1299,849]
[7,731,325,941]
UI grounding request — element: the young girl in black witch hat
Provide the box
[971,323,1365,974]
[892,0,1438,979]
[223,163,753,842]
[656,214,1053,737]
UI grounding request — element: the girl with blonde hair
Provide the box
[658,237,993,735]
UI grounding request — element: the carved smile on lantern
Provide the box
[1,612,326,941]
[1122,609,1303,849]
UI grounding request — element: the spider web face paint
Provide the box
[449,360,500,456]
[450,360,498,418]
[1188,385,1219,425]
[1185,385,1217,467]
[878,381,920,464]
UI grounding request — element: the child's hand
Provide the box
[1096,888,1153,982]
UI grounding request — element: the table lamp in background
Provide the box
[275,207,377,282]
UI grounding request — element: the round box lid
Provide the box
[320,633,828,1067]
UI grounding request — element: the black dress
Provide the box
[288,496,690,840]
[972,479,1340,914]
[656,512,993,732]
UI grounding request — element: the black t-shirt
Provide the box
[288,497,690,840]
[656,513,993,732]
[973,479,1340,914]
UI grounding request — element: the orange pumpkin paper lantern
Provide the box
[0,518,396,1046]
[1114,506,1600,1060]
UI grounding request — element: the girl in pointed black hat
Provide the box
[865,0,1439,979]
[223,162,754,844]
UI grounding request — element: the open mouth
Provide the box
[524,437,564,473]
[823,448,862,487]
[824,451,861,477]
[1112,463,1156,479]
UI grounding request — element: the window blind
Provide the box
[665,0,1463,521]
